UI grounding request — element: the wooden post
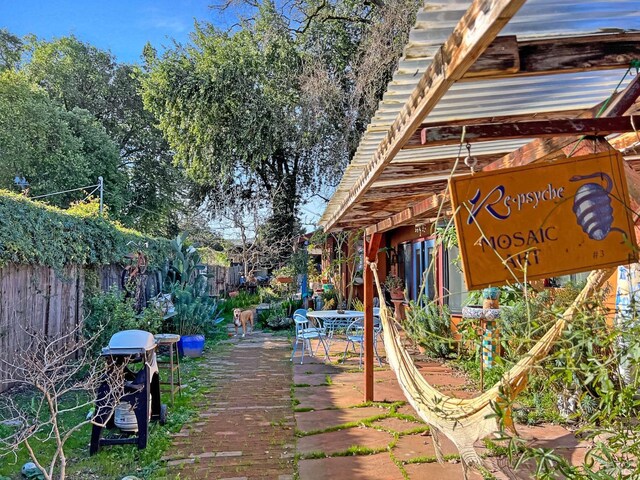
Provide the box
[364,232,383,402]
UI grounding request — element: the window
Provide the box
[400,243,412,297]
[444,246,469,314]
[554,271,590,287]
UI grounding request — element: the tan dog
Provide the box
[233,308,255,337]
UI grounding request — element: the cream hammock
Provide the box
[369,262,614,478]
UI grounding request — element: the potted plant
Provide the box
[273,265,295,283]
[385,274,405,300]
[171,284,218,357]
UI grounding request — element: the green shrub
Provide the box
[321,288,337,306]
[0,190,170,270]
[83,288,163,353]
[281,298,303,317]
[263,303,292,330]
[170,283,220,336]
[404,300,452,358]
[220,292,260,314]
[258,286,278,303]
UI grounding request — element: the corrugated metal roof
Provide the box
[319,0,640,230]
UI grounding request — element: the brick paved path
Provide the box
[164,332,295,480]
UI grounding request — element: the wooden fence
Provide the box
[0,264,81,392]
[0,263,122,393]
[205,265,229,296]
[0,261,235,393]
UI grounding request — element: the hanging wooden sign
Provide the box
[449,151,638,290]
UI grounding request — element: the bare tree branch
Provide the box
[0,322,126,480]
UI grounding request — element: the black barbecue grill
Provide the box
[90,330,167,454]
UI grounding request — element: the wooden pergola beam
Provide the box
[366,193,445,235]
[323,0,527,232]
[403,109,586,149]
[420,116,640,147]
[464,32,640,81]
[483,73,640,171]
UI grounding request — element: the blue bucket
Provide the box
[179,335,205,358]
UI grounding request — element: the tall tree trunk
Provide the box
[264,170,299,264]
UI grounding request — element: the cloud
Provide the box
[139,6,189,33]
[145,17,188,33]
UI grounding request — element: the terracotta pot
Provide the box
[390,288,404,300]
[483,298,499,309]
[276,276,293,283]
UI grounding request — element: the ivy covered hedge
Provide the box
[0,190,171,270]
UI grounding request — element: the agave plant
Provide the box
[169,232,209,291]
[170,283,220,336]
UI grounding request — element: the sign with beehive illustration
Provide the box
[449,151,638,290]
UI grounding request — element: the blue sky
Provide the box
[0,0,241,64]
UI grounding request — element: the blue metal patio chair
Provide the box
[293,308,307,318]
[341,318,383,368]
[291,315,330,364]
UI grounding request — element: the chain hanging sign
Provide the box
[449,151,638,290]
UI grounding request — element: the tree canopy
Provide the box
[0,71,126,210]
[0,0,418,248]
[23,36,184,234]
[143,0,418,255]
[0,34,185,235]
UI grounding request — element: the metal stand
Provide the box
[90,357,162,454]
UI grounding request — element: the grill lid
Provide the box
[103,330,156,354]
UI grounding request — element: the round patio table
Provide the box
[306,310,365,345]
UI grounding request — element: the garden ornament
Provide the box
[20,463,44,480]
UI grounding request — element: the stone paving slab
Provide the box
[298,453,405,480]
[420,372,468,387]
[295,384,365,409]
[351,378,405,403]
[294,362,342,375]
[298,427,394,456]
[404,461,484,479]
[395,403,421,419]
[296,406,387,433]
[293,372,332,385]
[370,417,426,434]
[393,433,458,461]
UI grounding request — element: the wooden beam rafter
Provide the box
[404,109,588,149]
[464,32,640,81]
[420,115,640,147]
